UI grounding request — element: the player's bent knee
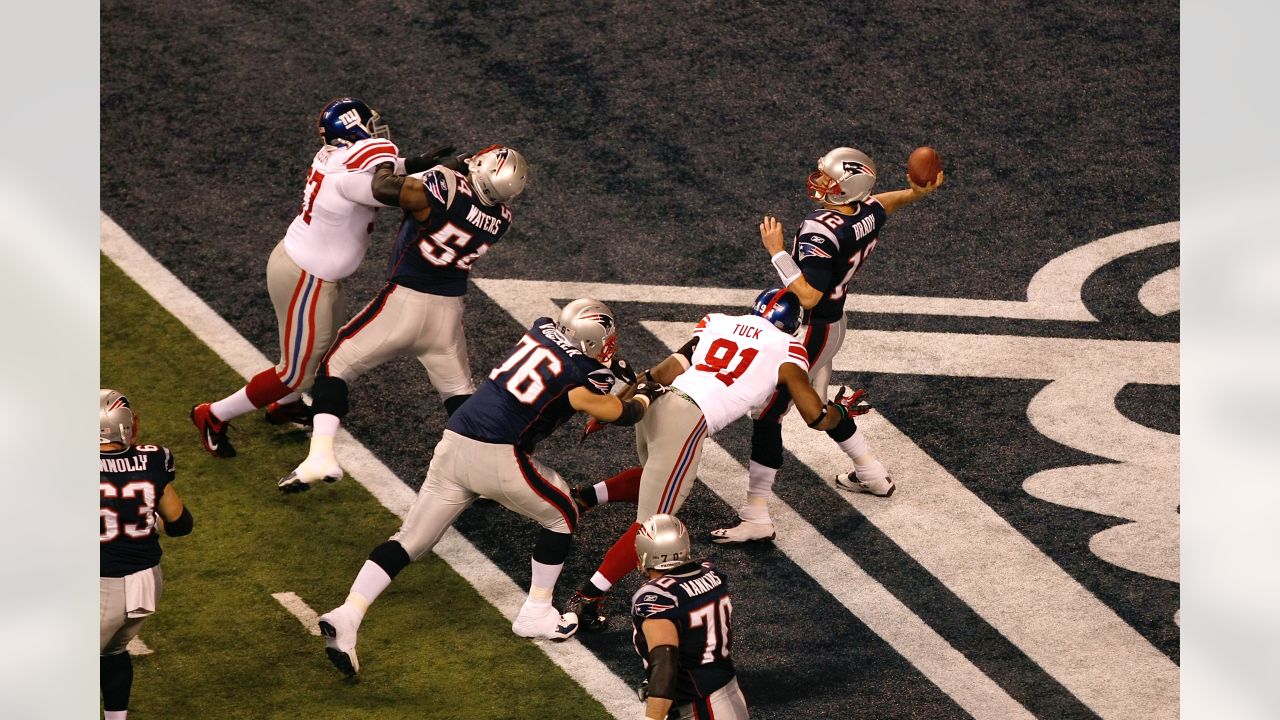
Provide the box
[750,419,785,468]
[311,375,350,418]
[532,528,573,565]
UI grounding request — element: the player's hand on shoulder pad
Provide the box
[833,386,872,417]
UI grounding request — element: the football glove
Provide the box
[832,386,872,418]
[633,381,667,404]
[636,679,649,702]
[579,417,609,445]
[610,357,638,392]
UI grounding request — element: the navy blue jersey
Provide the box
[385,167,513,296]
[791,197,888,323]
[447,317,616,452]
[631,561,736,703]
[100,444,175,577]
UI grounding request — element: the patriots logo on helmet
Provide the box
[491,147,510,172]
[798,242,832,260]
[842,160,874,176]
[580,312,614,330]
[107,396,131,412]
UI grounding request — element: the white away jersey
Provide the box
[671,313,809,434]
[282,137,399,281]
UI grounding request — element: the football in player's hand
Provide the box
[908,146,943,187]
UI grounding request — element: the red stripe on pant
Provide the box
[277,271,308,382]
[656,419,705,515]
[288,278,324,390]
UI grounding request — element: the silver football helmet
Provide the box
[636,514,691,571]
[467,145,528,206]
[100,388,137,445]
[807,147,877,205]
[556,298,618,364]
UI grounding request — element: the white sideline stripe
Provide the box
[697,442,1035,720]
[272,592,321,636]
[99,213,638,720]
[126,637,152,656]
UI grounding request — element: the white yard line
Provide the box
[271,592,322,636]
[99,213,639,720]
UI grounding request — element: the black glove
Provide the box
[636,679,649,702]
[634,381,667,404]
[610,357,638,390]
[404,143,459,174]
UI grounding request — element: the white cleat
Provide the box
[278,454,343,494]
[511,603,579,641]
[834,471,896,497]
[317,605,361,676]
[709,519,777,544]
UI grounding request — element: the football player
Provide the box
[100,390,194,720]
[566,288,869,629]
[191,97,457,457]
[278,144,528,492]
[714,148,944,543]
[632,515,749,720]
[316,300,661,676]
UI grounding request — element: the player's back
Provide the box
[631,561,736,703]
[283,137,399,281]
[792,199,888,322]
[385,166,514,297]
[447,317,614,452]
[672,313,809,434]
[100,444,176,577]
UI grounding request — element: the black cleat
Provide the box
[264,400,314,427]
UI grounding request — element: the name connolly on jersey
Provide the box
[100,454,151,473]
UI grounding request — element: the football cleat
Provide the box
[191,403,236,458]
[278,454,343,493]
[709,519,777,544]
[264,400,314,427]
[511,603,579,641]
[564,591,610,633]
[570,486,593,514]
[834,471,896,497]
[318,605,361,676]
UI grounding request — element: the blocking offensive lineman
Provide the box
[278,144,528,492]
[317,300,662,676]
[566,289,869,628]
[101,390,194,720]
[714,148,944,544]
[633,514,749,720]
[191,97,456,457]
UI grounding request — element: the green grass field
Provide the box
[101,257,614,719]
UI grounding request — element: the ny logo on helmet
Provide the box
[843,160,873,176]
[338,109,363,129]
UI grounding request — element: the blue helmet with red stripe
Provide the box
[751,287,802,334]
[317,97,390,147]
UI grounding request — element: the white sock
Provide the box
[835,427,871,459]
[527,559,563,608]
[739,495,771,524]
[105,712,127,720]
[308,432,336,463]
[747,460,778,498]
[591,481,609,504]
[210,388,256,422]
[347,561,393,619]
[277,391,302,405]
[312,412,341,438]
[588,571,614,594]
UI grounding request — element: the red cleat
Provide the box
[191,403,236,458]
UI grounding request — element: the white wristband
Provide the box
[771,251,802,286]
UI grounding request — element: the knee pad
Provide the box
[750,419,784,469]
[532,528,573,565]
[369,540,412,579]
[311,375,350,418]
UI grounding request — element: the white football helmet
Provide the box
[100,389,137,445]
[467,145,528,206]
[636,514,691,571]
[807,147,877,205]
[556,298,618,364]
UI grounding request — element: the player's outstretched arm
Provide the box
[762,216,824,308]
[641,619,680,720]
[873,171,944,215]
[782,363,872,431]
[569,382,662,425]
[370,164,432,217]
[157,484,194,537]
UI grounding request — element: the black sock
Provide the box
[101,652,133,712]
[369,541,412,579]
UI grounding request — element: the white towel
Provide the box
[124,567,159,619]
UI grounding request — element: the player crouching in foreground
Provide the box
[633,515,749,720]
[101,390,194,719]
[566,288,870,630]
[317,299,663,675]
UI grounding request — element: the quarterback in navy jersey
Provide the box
[315,300,665,677]
[280,145,526,492]
[633,515,749,720]
[714,146,943,544]
[100,390,194,720]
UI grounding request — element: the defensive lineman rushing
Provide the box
[100,390,194,720]
[278,144,528,492]
[191,97,455,457]
[633,515,749,720]
[714,147,943,543]
[317,300,662,675]
[566,289,870,628]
